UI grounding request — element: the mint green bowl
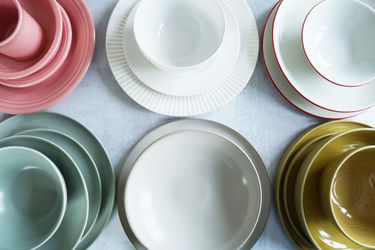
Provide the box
[0,146,67,250]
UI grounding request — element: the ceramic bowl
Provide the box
[125,130,262,250]
[0,146,66,250]
[321,146,375,248]
[133,0,225,73]
[302,0,375,87]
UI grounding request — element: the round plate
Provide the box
[272,0,375,113]
[262,3,363,120]
[0,112,115,250]
[123,0,240,96]
[275,121,370,249]
[106,0,259,116]
[17,129,102,239]
[0,0,62,80]
[0,0,95,114]
[296,128,375,249]
[0,135,89,250]
[117,119,270,249]
[0,5,72,88]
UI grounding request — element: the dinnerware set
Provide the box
[276,121,375,249]
[0,112,115,250]
[106,0,259,116]
[263,0,375,119]
[117,119,271,249]
[0,0,95,114]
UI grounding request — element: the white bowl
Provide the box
[133,0,225,73]
[125,130,261,250]
[302,0,375,87]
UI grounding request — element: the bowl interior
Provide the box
[0,0,19,44]
[133,0,225,68]
[0,147,65,249]
[125,131,261,250]
[303,0,375,85]
[330,147,375,247]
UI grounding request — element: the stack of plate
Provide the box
[117,119,271,249]
[106,0,259,116]
[0,0,95,114]
[262,0,375,120]
[0,112,115,250]
[276,120,375,249]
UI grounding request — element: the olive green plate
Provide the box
[0,112,115,249]
[275,121,370,249]
[17,129,102,238]
[0,135,89,250]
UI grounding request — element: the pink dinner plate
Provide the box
[0,0,95,114]
[0,5,72,88]
[0,0,63,80]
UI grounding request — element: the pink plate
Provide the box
[0,5,72,88]
[0,0,63,80]
[0,0,95,114]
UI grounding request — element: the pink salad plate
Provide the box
[0,0,62,80]
[0,0,95,114]
[0,5,72,88]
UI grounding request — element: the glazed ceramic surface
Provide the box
[262,4,363,120]
[275,121,370,249]
[0,135,89,250]
[17,129,102,239]
[273,0,375,112]
[0,146,66,250]
[126,130,261,250]
[0,0,95,114]
[0,0,62,79]
[117,119,271,250]
[123,1,240,96]
[106,0,258,116]
[320,146,375,248]
[302,0,375,87]
[295,128,375,249]
[133,0,225,72]
[0,112,115,250]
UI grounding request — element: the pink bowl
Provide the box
[0,0,95,114]
[0,0,62,80]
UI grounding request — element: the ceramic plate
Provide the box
[0,112,115,250]
[17,129,102,238]
[117,119,270,249]
[275,121,370,249]
[273,0,375,113]
[0,135,89,250]
[0,0,95,114]
[262,4,363,120]
[107,0,258,116]
[123,0,240,96]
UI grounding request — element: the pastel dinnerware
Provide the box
[320,146,375,248]
[0,146,66,250]
[0,0,44,61]
[125,130,262,250]
[302,0,375,87]
[0,0,62,80]
[133,0,225,73]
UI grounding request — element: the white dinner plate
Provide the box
[273,0,375,113]
[123,0,240,96]
[106,0,258,116]
[262,3,364,120]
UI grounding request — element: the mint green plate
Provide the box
[17,129,102,239]
[0,135,88,250]
[0,112,115,249]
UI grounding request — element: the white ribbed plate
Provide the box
[106,0,259,116]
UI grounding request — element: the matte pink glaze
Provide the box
[0,5,72,88]
[0,0,62,79]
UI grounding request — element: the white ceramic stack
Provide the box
[262,0,375,120]
[106,0,259,116]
